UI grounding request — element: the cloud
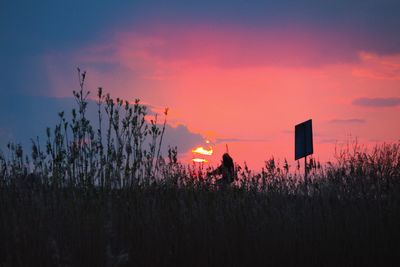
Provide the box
[2,0,400,99]
[329,118,367,124]
[162,124,204,154]
[352,97,400,107]
[77,26,360,73]
[0,95,205,156]
[352,52,400,80]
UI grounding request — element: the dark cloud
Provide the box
[352,97,400,107]
[162,124,203,154]
[329,118,367,124]
[0,95,204,156]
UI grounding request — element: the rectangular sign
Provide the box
[295,119,313,160]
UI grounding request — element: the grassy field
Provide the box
[1,72,400,266]
[1,165,400,267]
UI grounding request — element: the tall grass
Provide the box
[0,69,172,189]
[1,71,400,266]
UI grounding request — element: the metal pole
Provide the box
[304,155,307,183]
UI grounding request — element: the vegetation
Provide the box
[1,71,400,266]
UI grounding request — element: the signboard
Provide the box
[295,119,313,160]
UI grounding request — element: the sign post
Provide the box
[295,119,313,181]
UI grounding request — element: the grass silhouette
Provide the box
[1,71,400,266]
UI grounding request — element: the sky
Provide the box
[1,0,400,170]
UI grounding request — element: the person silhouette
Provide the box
[208,153,235,188]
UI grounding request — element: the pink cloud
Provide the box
[43,24,400,168]
[352,52,400,80]
[86,24,360,70]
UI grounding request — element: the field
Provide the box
[2,158,400,267]
[1,74,400,266]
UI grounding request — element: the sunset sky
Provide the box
[1,0,400,169]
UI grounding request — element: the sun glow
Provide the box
[192,146,213,156]
[192,158,208,163]
[191,144,213,163]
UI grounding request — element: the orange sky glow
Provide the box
[45,24,400,170]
